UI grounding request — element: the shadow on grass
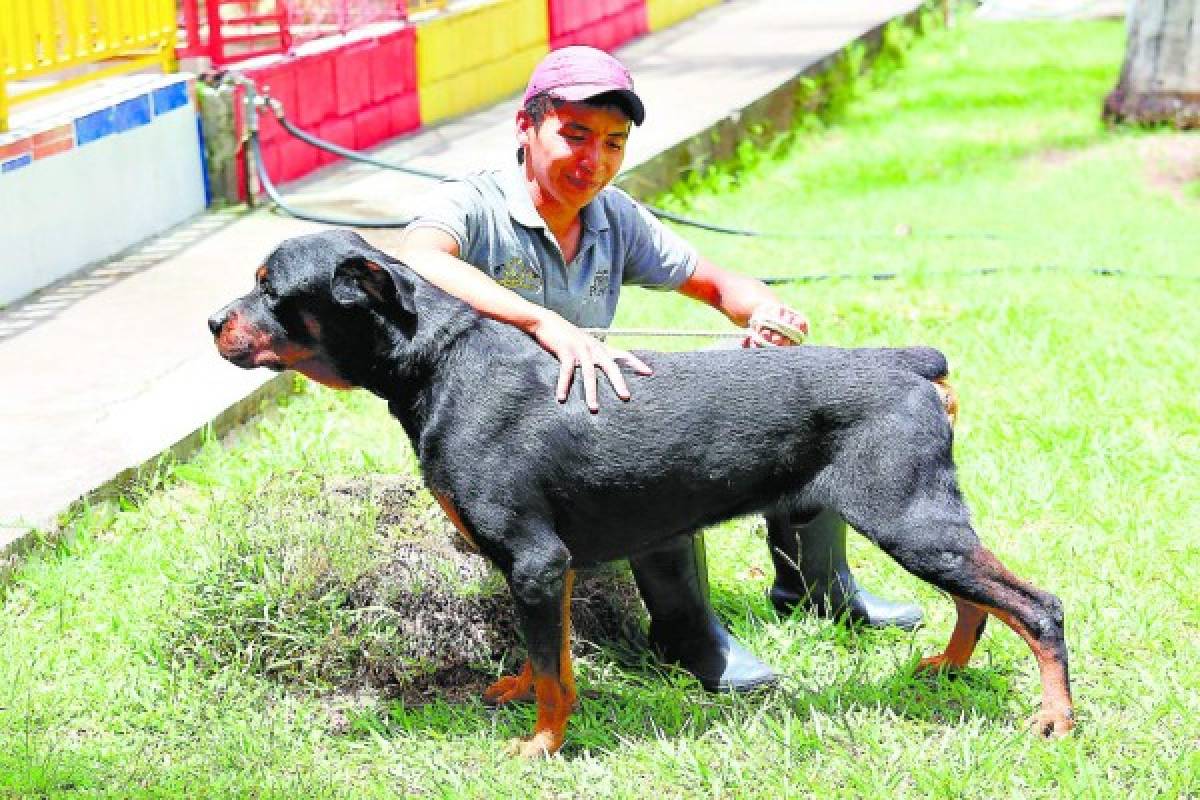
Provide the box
[330,633,1018,760]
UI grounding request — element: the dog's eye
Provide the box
[273,299,310,340]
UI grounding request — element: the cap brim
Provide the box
[550,84,645,126]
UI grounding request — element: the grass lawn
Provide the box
[3,13,1199,799]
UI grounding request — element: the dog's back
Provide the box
[416,332,953,565]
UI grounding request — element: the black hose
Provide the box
[257,98,1007,239]
[275,113,446,181]
[248,98,1198,285]
[759,264,1199,285]
[251,132,415,228]
[640,205,1004,241]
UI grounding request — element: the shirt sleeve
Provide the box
[617,189,699,290]
[405,177,485,255]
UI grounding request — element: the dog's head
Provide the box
[208,230,420,390]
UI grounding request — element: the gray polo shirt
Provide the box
[406,168,698,328]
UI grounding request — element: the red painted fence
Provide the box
[235,25,420,194]
[176,1,653,198]
[178,0,408,66]
[548,0,647,52]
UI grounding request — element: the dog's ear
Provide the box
[331,256,416,315]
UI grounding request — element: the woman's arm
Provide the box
[395,227,652,412]
[678,257,809,346]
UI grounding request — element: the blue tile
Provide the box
[2,153,33,173]
[75,107,116,146]
[152,81,190,116]
[113,94,152,132]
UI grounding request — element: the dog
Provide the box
[208,230,1074,756]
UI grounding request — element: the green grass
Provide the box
[4,14,1200,798]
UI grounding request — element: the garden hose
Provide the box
[248,86,996,240]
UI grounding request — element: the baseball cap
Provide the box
[523,46,646,126]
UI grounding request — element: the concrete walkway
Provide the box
[0,0,919,554]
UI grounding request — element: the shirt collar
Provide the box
[498,166,611,235]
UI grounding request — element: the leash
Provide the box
[583,327,744,339]
[585,317,808,343]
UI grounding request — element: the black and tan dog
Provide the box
[209,230,1074,756]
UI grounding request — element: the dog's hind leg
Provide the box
[839,471,1073,738]
[940,546,1074,739]
[499,538,577,758]
[916,596,987,671]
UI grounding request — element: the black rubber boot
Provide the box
[767,508,923,631]
[630,534,778,693]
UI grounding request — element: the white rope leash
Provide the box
[584,316,808,344]
[583,327,744,338]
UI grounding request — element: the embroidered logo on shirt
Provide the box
[589,269,611,297]
[494,257,542,292]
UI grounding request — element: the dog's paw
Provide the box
[505,731,560,759]
[484,664,534,706]
[915,653,966,674]
[484,675,534,706]
[1028,706,1075,739]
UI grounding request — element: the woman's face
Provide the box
[518,101,631,214]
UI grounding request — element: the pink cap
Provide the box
[523,46,645,125]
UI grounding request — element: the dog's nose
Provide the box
[208,309,228,336]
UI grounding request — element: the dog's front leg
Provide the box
[502,542,577,758]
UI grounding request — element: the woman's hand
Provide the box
[531,313,653,413]
[742,304,809,348]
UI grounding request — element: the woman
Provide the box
[393,46,921,692]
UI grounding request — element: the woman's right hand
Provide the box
[531,313,653,413]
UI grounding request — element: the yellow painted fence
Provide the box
[1,0,177,131]
[416,0,722,125]
[646,0,722,32]
[416,0,547,125]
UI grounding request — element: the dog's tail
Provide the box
[879,346,958,426]
[882,345,948,381]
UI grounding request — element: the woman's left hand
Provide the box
[742,304,809,348]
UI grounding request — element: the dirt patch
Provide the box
[1032,146,1089,167]
[175,473,647,705]
[1030,134,1200,201]
[1138,133,1200,201]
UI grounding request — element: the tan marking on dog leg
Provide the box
[986,606,1075,738]
[917,597,987,673]
[484,661,533,705]
[434,492,480,552]
[507,569,577,758]
[933,377,959,426]
[559,569,577,700]
[963,548,1074,738]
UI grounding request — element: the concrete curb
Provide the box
[92,372,300,504]
[0,373,296,575]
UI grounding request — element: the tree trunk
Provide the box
[1103,0,1200,127]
